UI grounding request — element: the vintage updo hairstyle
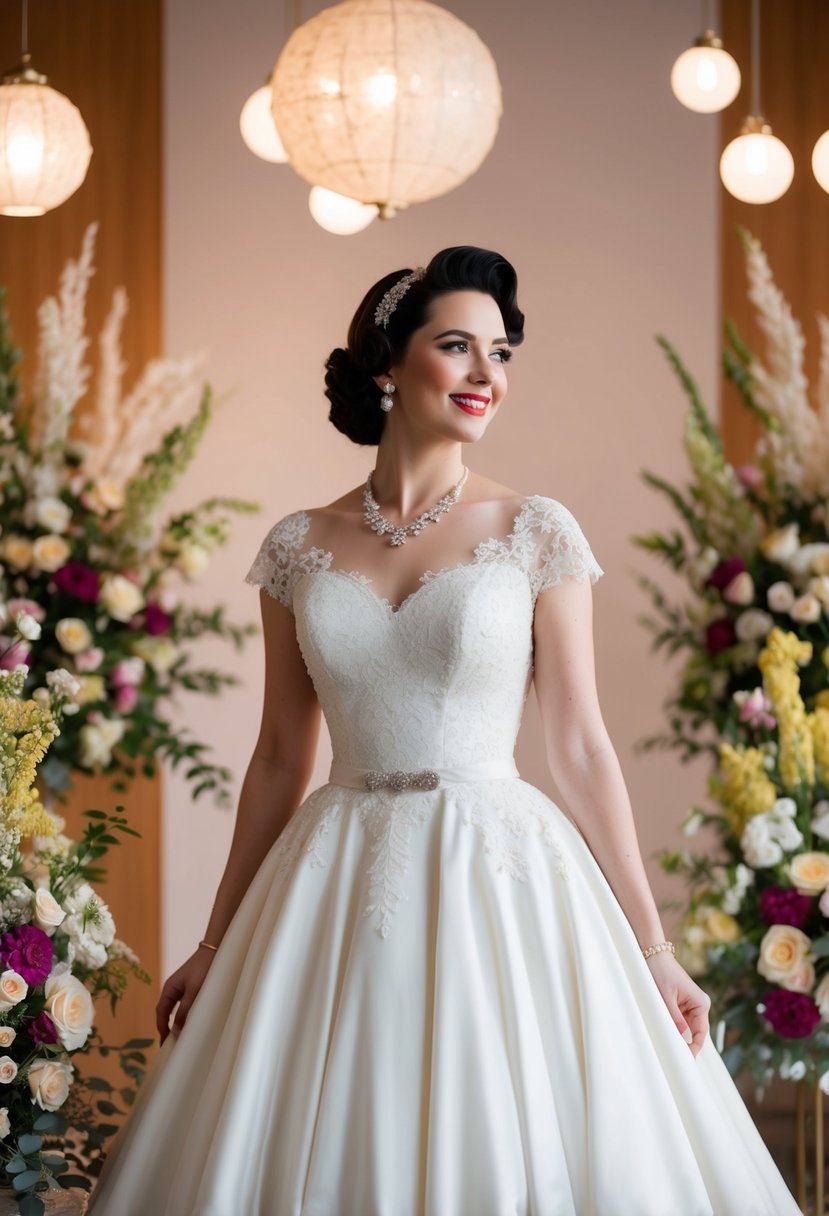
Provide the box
[324,246,525,446]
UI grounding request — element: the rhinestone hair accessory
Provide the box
[374,267,426,328]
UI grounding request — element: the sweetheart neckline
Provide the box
[298,494,537,616]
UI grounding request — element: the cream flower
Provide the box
[28,1058,73,1111]
[816,972,829,1019]
[175,543,210,578]
[76,676,106,705]
[0,1056,18,1084]
[787,852,829,896]
[735,609,774,642]
[0,970,27,1012]
[44,973,94,1050]
[33,888,65,936]
[757,924,813,985]
[761,523,800,563]
[45,668,81,700]
[14,611,41,641]
[99,574,144,622]
[78,719,126,769]
[723,572,755,606]
[32,534,70,573]
[83,481,125,514]
[698,906,740,943]
[767,581,796,612]
[788,543,829,579]
[0,1028,17,1049]
[0,1108,9,1138]
[2,536,33,570]
[34,497,71,533]
[808,576,829,608]
[55,618,92,655]
[131,635,177,674]
[790,593,822,624]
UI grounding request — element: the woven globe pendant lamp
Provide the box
[270,0,502,218]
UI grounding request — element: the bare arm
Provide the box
[532,574,712,1058]
[157,589,320,1041]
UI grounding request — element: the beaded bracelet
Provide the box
[198,939,219,952]
[642,940,675,960]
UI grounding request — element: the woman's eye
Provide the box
[439,341,513,363]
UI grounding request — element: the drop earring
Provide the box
[380,381,396,412]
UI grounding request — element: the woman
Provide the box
[88,247,801,1214]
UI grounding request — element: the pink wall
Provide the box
[162,0,720,971]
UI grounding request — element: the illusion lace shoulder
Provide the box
[244,494,604,612]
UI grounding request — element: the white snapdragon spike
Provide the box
[85,285,129,480]
[30,222,97,461]
[45,668,81,700]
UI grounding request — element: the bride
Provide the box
[88,246,800,1214]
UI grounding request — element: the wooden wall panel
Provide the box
[720,0,829,463]
[0,0,162,1073]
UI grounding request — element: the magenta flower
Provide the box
[29,1010,59,1045]
[0,924,53,986]
[761,989,821,1038]
[0,637,30,670]
[705,618,736,655]
[144,602,172,635]
[705,557,747,593]
[53,561,100,603]
[759,886,813,929]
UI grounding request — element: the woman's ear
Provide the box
[372,372,394,392]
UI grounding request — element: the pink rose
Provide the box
[6,599,46,622]
[0,638,30,670]
[736,464,764,491]
[110,658,145,687]
[114,685,138,714]
[75,647,104,673]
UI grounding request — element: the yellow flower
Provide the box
[810,706,829,779]
[55,618,92,655]
[76,676,105,705]
[698,906,741,943]
[31,534,70,573]
[758,627,814,790]
[714,742,777,837]
[2,536,32,570]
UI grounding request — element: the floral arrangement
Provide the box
[0,222,258,808]
[0,615,148,1214]
[635,229,829,1092]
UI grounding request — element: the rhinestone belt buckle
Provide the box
[364,768,441,792]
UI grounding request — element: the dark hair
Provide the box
[324,245,524,446]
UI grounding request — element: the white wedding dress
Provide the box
[87,495,801,1216]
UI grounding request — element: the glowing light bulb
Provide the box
[720,118,794,204]
[239,84,288,163]
[812,130,829,194]
[670,33,741,114]
[365,70,398,107]
[308,186,378,234]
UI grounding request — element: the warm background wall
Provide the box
[162,0,719,980]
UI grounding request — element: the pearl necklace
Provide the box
[363,466,470,546]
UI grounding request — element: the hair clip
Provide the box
[374,267,426,328]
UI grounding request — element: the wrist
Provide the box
[198,938,219,952]
[641,939,675,961]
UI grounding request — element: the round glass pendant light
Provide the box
[720,116,794,204]
[0,53,92,217]
[270,0,502,218]
[812,130,829,194]
[308,185,378,234]
[240,83,288,163]
[671,30,741,113]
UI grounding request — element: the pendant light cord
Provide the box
[751,0,761,116]
[20,0,28,58]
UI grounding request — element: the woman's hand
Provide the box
[156,946,217,1046]
[645,952,711,1058]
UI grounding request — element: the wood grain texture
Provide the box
[720,0,829,464]
[0,1,162,1073]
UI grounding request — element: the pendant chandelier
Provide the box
[0,1,92,217]
[269,0,502,222]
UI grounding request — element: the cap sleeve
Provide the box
[244,509,328,614]
[527,496,604,600]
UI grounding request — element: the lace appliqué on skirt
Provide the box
[269,782,569,940]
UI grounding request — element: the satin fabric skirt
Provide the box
[87,768,802,1215]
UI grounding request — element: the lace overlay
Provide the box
[245,494,603,939]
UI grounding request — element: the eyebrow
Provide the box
[433,329,510,345]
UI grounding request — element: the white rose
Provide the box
[0,1107,9,1138]
[790,594,822,624]
[0,1028,16,1049]
[723,571,755,605]
[14,610,41,641]
[0,970,27,1013]
[55,618,92,655]
[757,924,813,985]
[0,1056,18,1084]
[788,542,829,579]
[767,581,796,612]
[735,609,774,642]
[84,481,125,514]
[28,1058,73,1111]
[99,574,144,622]
[78,720,125,769]
[31,534,71,573]
[175,543,210,578]
[34,497,71,534]
[761,523,800,563]
[33,888,65,936]
[43,973,94,1050]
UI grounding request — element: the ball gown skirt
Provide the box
[86,496,802,1215]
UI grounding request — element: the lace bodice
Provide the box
[245,495,603,774]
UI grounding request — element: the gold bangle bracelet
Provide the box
[642,940,675,960]
[198,939,219,952]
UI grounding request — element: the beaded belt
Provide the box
[327,757,519,791]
